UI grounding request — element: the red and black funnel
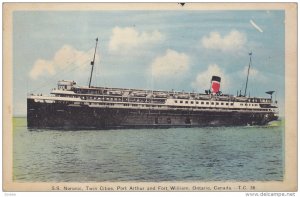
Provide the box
[211,76,221,94]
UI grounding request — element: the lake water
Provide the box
[13,117,284,182]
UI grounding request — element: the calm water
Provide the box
[13,117,284,182]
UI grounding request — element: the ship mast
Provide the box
[244,52,252,97]
[88,38,99,88]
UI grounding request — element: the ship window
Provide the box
[167,118,171,124]
[180,101,183,103]
[230,103,234,106]
[196,101,199,104]
[175,100,178,103]
[211,102,214,105]
[226,103,228,105]
[185,101,188,104]
[206,102,209,105]
[221,103,224,105]
[245,104,248,106]
[201,102,204,104]
[191,101,194,104]
[185,117,191,124]
[216,102,219,105]
[240,103,243,106]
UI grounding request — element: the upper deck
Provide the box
[53,80,273,104]
[27,80,278,115]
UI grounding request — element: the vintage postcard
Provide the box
[3,3,297,192]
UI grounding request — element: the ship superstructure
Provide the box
[27,39,279,129]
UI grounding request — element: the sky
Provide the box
[13,10,285,116]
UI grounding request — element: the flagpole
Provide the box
[244,52,252,97]
[88,38,98,88]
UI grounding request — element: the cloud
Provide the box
[108,26,164,53]
[201,30,247,52]
[29,45,98,80]
[29,59,56,80]
[250,20,263,33]
[240,65,267,83]
[150,49,190,78]
[192,64,230,91]
[53,45,95,69]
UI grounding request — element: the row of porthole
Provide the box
[240,103,259,107]
[174,100,234,106]
[87,101,259,109]
[154,117,191,124]
[174,100,260,107]
[66,101,274,112]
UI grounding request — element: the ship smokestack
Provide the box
[211,76,221,94]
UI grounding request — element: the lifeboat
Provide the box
[132,91,148,97]
[154,92,168,98]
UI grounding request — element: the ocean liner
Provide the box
[27,38,279,129]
